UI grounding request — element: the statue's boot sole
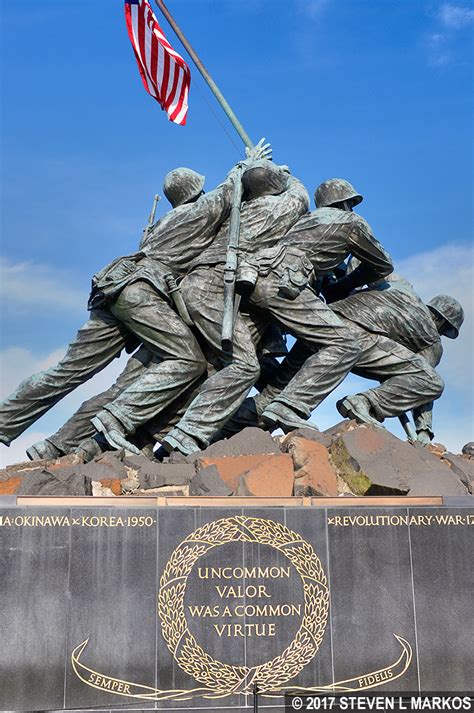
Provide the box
[336,397,383,429]
[261,406,319,434]
[91,416,141,455]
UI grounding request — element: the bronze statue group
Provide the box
[0,141,464,461]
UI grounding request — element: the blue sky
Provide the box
[1,0,473,464]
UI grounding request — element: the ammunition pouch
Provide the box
[276,247,315,300]
[235,246,286,295]
[255,245,286,277]
[88,252,145,309]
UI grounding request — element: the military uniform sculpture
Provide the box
[221,275,463,444]
[0,141,465,461]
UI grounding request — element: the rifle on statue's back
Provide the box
[141,193,161,246]
[221,164,244,352]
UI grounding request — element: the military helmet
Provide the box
[242,160,288,200]
[427,295,464,339]
[314,179,363,209]
[163,168,205,208]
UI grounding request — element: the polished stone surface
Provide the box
[409,507,474,692]
[0,504,472,711]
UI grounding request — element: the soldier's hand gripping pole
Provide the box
[221,164,244,352]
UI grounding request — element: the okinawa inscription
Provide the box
[0,505,472,712]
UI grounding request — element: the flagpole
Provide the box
[154,0,254,149]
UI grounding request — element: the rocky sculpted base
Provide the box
[1,423,472,498]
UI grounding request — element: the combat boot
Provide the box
[91,412,141,455]
[261,402,319,434]
[336,394,383,428]
[74,436,107,463]
[162,428,202,456]
[26,439,63,461]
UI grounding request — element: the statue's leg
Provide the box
[92,281,208,438]
[45,346,154,454]
[163,267,263,453]
[343,326,444,420]
[136,370,209,444]
[249,274,361,430]
[0,308,128,445]
[217,339,313,438]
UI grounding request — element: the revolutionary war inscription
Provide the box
[0,506,472,711]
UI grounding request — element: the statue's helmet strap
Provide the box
[163,168,205,207]
[314,178,363,209]
[427,295,464,339]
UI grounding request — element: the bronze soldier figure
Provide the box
[160,176,393,454]
[241,179,393,430]
[331,283,464,436]
[25,323,287,460]
[222,276,463,447]
[0,158,258,452]
[155,161,310,454]
[78,160,308,456]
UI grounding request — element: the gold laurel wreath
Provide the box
[158,516,329,694]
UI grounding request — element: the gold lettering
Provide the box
[358,669,393,688]
[187,605,220,617]
[214,584,273,599]
[234,603,301,617]
[200,566,290,579]
[213,623,276,637]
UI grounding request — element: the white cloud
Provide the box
[425,3,474,66]
[0,347,130,467]
[0,431,49,470]
[438,3,474,29]
[426,32,452,66]
[0,257,87,314]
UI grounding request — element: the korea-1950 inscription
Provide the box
[1,505,472,711]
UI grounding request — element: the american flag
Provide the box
[124,0,190,125]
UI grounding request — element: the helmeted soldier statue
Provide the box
[220,276,463,447]
[245,178,393,431]
[0,155,264,454]
[332,283,464,441]
[153,160,311,454]
[404,294,464,444]
[159,176,393,455]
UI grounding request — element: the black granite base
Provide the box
[0,504,472,712]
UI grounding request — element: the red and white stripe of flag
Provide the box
[124,0,190,125]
